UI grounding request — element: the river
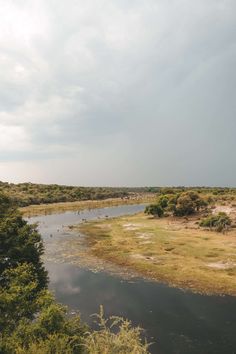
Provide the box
[28,204,236,354]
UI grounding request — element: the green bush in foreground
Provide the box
[200,212,231,232]
[84,306,150,354]
[1,266,149,353]
[0,194,48,290]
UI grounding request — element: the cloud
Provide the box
[0,124,31,152]
[0,0,235,185]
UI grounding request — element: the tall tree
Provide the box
[0,193,48,290]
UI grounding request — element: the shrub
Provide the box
[84,306,150,354]
[158,196,169,209]
[173,191,207,216]
[200,212,231,232]
[145,204,164,217]
[0,193,48,290]
[145,191,208,218]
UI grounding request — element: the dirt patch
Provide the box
[131,253,156,262]
[206,262,236,270]
[213,206,234,215]
[136,232,153,239]
[123,223,140,230]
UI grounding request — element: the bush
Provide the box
[84,306,150,354]
[145,191,208,218]
[173,191,207,216]
[0,193,48,290]
[200,212,231,232]
[145,204,164,217]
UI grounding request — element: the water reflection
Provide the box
[46,262,236,354]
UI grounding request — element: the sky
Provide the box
[0,0,235,187]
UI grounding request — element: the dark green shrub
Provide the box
[200,212,231,232]
[145,204,164,217]
[158,196,169,209]
[173,191,207,216]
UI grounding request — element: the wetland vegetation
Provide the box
[74,189,236,295]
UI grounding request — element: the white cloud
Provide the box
[0,124,31,151]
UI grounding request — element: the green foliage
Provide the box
[158,196,169,209]
[14,334,77,354]
[173,191,207,216]
[0,263,42,331]
[84,306,150,354]
[200,212,232,232]
[0,193,48,290]
[0,182,150,207]
[0,263,86,353]
[145,191,208,218]
[145,204,164,217]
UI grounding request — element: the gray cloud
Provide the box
[0,0,235,186]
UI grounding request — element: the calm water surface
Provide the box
[28,204,236,354]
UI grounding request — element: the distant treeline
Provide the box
[0,182,151,207]
[0,181,235,207]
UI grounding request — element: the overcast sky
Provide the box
[0,0,235,186]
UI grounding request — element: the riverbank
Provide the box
[77,212,236,296]
[20,194,155,217]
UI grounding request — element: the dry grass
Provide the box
[84,306,150,354]
[20,195,155,217]
[78,213,236,296]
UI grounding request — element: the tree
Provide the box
[145,204,164,217]
[145,191,208,218]
[0,193,48,290]
[158,195,169,209]
[172,191,207,216]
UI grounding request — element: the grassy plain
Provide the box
[78,212,236,296]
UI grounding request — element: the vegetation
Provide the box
[0,194,48,290]
[0,193,150,353]
[200,212,232,232]
[2,181,236,209]
[145,191,208,217]
[144,204,164,217]
[78,212,236,295]
[0,263,86,353]
[84,306,149,354]
[0,181,154,207]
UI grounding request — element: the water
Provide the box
[28,204,236,354]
